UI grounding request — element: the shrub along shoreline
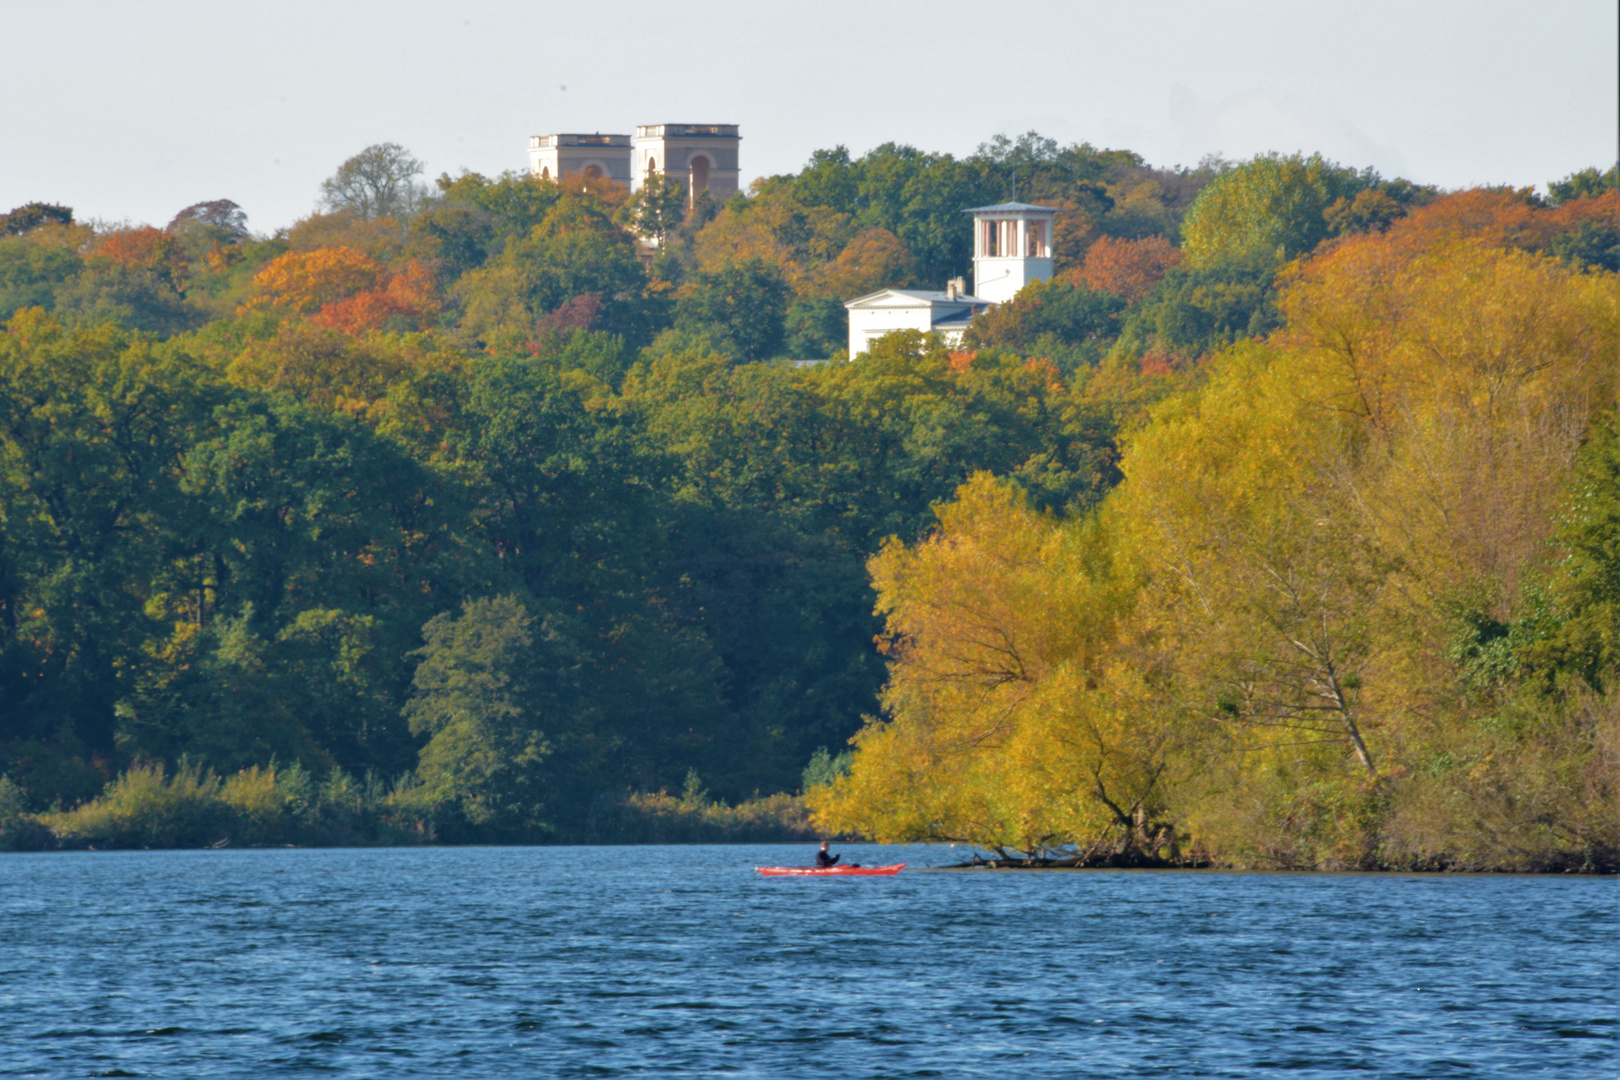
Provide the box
[2,759,1610,872]
[0,762,818,851]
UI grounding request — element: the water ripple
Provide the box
[0,846,1614,1078]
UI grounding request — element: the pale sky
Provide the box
[4,0,1616,234]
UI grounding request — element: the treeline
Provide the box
[0,136,1614,858]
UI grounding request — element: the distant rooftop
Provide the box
[962,202,1062,214]
[530,133,632,148]
[844,288,991,308]
[635,124,740,139]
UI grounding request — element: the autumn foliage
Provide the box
[246,247,439,332]
[2,140,1616,859]
[1068,235,1182,302]
[814,221,1620,870]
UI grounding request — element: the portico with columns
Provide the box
[964,201,1058,305]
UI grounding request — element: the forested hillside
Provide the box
[0,137,1614,862]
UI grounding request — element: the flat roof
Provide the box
[634,124,740,138]
[530,134,633,147]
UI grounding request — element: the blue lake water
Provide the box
[0,845,1614,1078]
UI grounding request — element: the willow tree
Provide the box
[808,474,1183,860]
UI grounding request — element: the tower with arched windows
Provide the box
[528,134,634,185]
[964,202,1058,305]
[632,124,741,205]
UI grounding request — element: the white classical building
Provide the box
[843,201,1059,357]
[843,281,989,357]
[528,123,740,207]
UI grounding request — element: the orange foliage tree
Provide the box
[814,227,915,298]
[246,247,438,333]
[95,226,186,290]
[311,260,440,334]
[1068,235,1181,303]
[1382,187,1619,261]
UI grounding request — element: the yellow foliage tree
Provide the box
[246,246,385,315]
[810,474,1182,860]
[819,222,1619,869]
[1114,237,1619,864]
[227,324,467,418]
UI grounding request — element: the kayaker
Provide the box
[815,841,841,868]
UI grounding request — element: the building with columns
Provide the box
[843,201,1059,357]
[527,124,740,207]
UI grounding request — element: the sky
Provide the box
[4,0,1616,234]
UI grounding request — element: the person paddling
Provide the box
[815,840,841,868]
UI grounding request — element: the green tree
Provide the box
[435,170,563,235]
[1546,164,1619,205]
[53,257,198,336]
[624,173,686,242]
[1516,411,1620,692]
[1180,153,1374,270]
[454,193,655,349]
[0,203,74,236]
[0,311,220,800]
[403,596,563,831]
[1112,261,1281,360]
[0,240,82,318]
[961,277,1124,364]
[674,258,791,362]
[783,297,846,359]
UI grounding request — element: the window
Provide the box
[1027,220,1047,258]
[646,156,657,175]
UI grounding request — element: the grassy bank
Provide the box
[0,762,817,851]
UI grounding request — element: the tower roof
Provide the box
[961,202,1061,215]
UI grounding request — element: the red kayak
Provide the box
[755,863,906,877]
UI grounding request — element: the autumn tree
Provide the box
[810,475,1178,860]
[1069,235,1182,303]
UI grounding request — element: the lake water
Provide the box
[0,845,1614,1078]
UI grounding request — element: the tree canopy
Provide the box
[2,136,1615,867]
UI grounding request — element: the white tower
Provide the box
[528,134,633,186]
[965,202,1058,305]
[632,124,741,205]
